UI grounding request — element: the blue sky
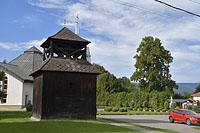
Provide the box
[0,0,200,83]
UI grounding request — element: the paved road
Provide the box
[99,115,200,133]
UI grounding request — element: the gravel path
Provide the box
[99,115,200,133]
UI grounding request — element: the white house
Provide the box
[0,46,43,109]
[191,92,200,101]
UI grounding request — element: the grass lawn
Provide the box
[0,111,138,133]
[97,110,168,115]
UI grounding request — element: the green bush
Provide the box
[127,107,133,111]
[26,101,33,112]
[186,105,192,110]
[104,107,112,112]
[133,108,137,111]
[137,108,143,111]
[192,106,200,113]
[171,102,177,109]
[143,108,149,111]
[112,107,119,112]
[156,108,161,112]
[97,88,171,111]
[164,101,169,110]
[119,107,127,112]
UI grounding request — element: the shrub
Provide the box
[192,106,200,113]
[26,101,33,112]
[104,107,112,112]
[133,108,137,111]
[127,107,132,111]
[143,108,149,111]
[164,101,169,110]
[112,107,119,112]
[142,101,149,108]
[186,105,192,110]
[156,108,161,112]
[170,102,176,109]
[124,102,129,107]
[137,108,143,111]
[119,107,127,112]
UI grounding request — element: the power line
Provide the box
[110,0,200,26]
[154,0,200,18]
[112,0,168,18]
[79,0,200,26]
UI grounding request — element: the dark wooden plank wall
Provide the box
[41,72,97,119]
[32,74,43,119]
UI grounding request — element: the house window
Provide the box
[2,77,8,103]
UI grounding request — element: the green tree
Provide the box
[194,84,200,93]
[183,91,191,99]
[93,63,107,73]
[97,72,118,93]
[117,77,136,92]
[0,71,5,101]
[0,71,5,81]
[95,64,136,94]
[131,36,177,93]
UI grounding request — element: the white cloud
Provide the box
[28,0,69,9]
[0,38,46,51]
[25,0,200,82]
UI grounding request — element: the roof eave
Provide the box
[41,37,90,48]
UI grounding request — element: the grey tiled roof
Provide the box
[41,27,90,47]
[31,57,100,75]
[0,63,29,81]
[0,46,43,81]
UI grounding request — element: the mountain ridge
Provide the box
[175,83,199,95]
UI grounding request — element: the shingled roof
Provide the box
[41,27,90,47]
[0,63,29,81]
[191,92,200,97]
[31,57,100,76]
[0,46,43,81]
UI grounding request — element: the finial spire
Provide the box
[64,19,66,26]
[75,14,80,35]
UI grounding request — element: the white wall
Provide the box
[4,73,23,105]
[193,97,200,101]
[22,83,33,105]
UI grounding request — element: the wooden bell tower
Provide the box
[31,27,99,120]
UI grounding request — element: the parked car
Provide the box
[169,109,200,125]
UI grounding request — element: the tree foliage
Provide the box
[0,71,5,99]
[95,64,135,94]
[131,36,177,93]
[0,71,5,81]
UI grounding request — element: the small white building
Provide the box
[0,46,43,109]
[191,92,200,101]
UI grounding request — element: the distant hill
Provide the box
[175,83,199,95]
